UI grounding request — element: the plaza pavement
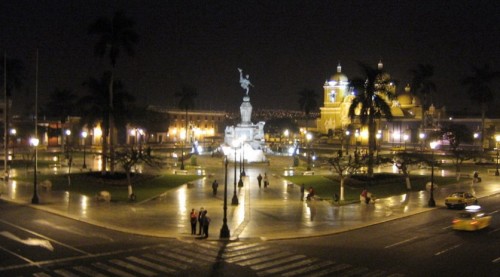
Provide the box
[1,155,499,241]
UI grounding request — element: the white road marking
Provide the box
[492,257,500,263]
[0,231,54,251]
[0,219,90,255]
[435,244,462,256]
[384,236,419,249]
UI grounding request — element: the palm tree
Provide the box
[461,64,500,149]
[298,88,318,170]
[298,88,319,133]
[348,63,394,177]
[80,72,135,174]
[0,56,25,179]
[410,64,436,129]
[43,88,77,121]
[88,10,139,173]
[175,86,198,170]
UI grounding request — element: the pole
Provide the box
[220,157,230,238]
[496,147,499,176]
[232,148,239,205]
[428,147,436,207]
[83,135,87,169]
[31,49,39,204]
[3,51,8,181]
[241,143,246,176]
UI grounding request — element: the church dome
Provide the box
[397,84,412,105]
[328,63,348,84]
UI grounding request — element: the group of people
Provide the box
[360,188,372,204]
[190,207,211,238]
[303,185,316,201]
[256,173,269,188]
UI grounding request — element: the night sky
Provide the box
[1,0,499,115]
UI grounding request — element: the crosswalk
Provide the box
[31,241,405,276]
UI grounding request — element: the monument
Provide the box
[221,68,267,162]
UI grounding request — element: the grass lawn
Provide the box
[14,172,202,202]
[283,173,458,203]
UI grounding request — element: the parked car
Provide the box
[445,192,478,209]
[452,206,491,231]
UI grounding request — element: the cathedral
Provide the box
[316,61,446,147]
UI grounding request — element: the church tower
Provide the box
[318,63,350,134]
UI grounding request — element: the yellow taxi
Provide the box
[452,206,491,231]
[444,191,478,209]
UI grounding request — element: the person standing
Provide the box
[300,184,305,200]
[197,207,204,235]
[264,173,269,188]
[189,208,197,235]
[212,180,219,196]
[202,210,211,238]
[257,173,263,188]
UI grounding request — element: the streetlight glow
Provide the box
[428,141,438,207]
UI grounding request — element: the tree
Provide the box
[0,56,25,179]
[392,152,426,190]
[298,88,318,133]
[80,72,135,174]
[328,151,366,201]
[114,145,162,200]
[461,64,500,149]
[88,10,139,173]
[43,88,77,121]
[410,64,436,129]
[441,123,475,178]
[174,85,198,170]
[348,63,394,177]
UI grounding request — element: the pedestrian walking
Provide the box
[306,186,315,201]
[212,180,219,196]
[257,173,263,188]
[300,184,305,201]
[264,173,269,188]
[202,210,211,238]
[190,208,197,235]
[197,207,204,235]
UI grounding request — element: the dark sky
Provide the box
[1,0,499,115]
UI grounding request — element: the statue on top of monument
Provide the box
[238,68,253,95]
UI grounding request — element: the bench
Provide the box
[302,171,315,176]
[174,170,188,175]
[487,169,498,175]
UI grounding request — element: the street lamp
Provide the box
[495,135,500,176]
[241,135,246,177]
[345,130,350,155]
[232,140,239,205]
[220,156,230,238]
[419,132,426,151]
[403,134,409,150]
[306,132,313,171]
[10,128,16,161]
[81,131,87,169]
[375,131,382,156]
[428,141,438,207]
[354,129,360,153]
[180,132,186,170]
[30,137,40,204]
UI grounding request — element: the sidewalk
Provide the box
[1,156,499,241]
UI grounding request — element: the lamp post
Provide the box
[81,131,87,169]
[306,132,312,171]
[428,141,438,207]
[354,129,360,153]
[419,132,426,151]
[220,157,230,238]
[375,131,381,157]
[180,132,185,170]
[495,135,500,176]
[403,134,409,150]
[232,140,239,205]
[30,137,40,204]
[65,129,71,158]
[345,130,350,155]
[9,128,16,164]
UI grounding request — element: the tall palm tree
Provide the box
[298,88,319,133]
[1,56,25,179]
[80,72,135,174]
[43,88,77,122]
[349,63,394,177]
[88,10,139,173]
[461,64,500,149]
[410,64,436,129]
[175,86,198,170]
